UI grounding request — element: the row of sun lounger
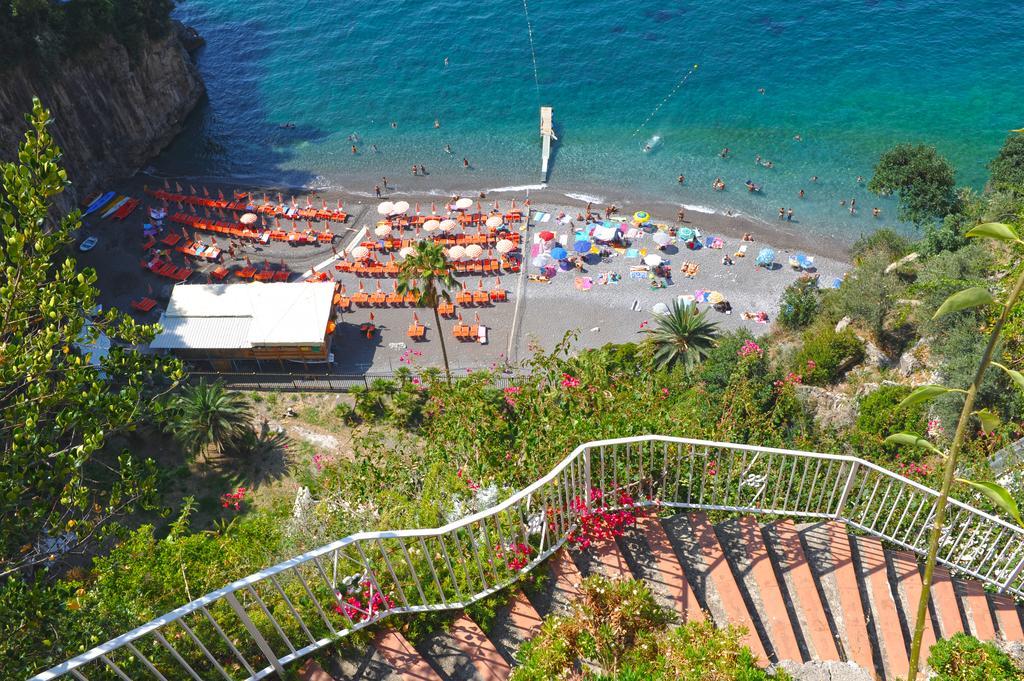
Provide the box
[382,211,522,228]
[335,284,506,312]
[170,213,333,244]
[142,258,192,282]
[145,188,349,223]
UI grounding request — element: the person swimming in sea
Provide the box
[371,144,379,153]
[444,144,452,154]
[872,207,881,218]
[794,134,802,142]
[810,175,818,183]
[798,189,805,199]
[280,122,296,129]
[434,119,440,129]
[351,145,357,154]
[644,143,652,152]
[719,147,730,158]
[678,174,685,184]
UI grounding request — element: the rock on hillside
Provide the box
[0,24,204,209]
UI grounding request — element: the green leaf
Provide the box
[932,287,995,319]
[965,222,1021,242]
[897,385,964,410]
[958,479,1024,527]
[974,409,1000,434]
[884,432,943,456]
[992,362,1024,392]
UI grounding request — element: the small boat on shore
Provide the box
[84,191,115,215]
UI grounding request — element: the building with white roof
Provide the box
[151,282,335,364]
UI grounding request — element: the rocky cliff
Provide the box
[0,25,204,208]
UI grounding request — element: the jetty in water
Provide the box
[540,106,557,183]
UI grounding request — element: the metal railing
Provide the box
[32,435,1024,680]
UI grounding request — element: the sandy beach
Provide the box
[80,172,850,374]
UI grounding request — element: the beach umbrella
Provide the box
[455,197,474,210]
[465,244,484,258]
[351,245,370,259]
[538,230,555,241]
[652,231,671,247]
[399,246,416,258]
[374,224,392,237]
[652,302,670,316]
[531,254,551,268]
[678,294,696,307]
[485,215,503,229]
[644,254,663,267]
[377,201,395,215]
[423,219,441,232]
[573,239,591,254]
[678,227,695,242]
[391,200,410,215]
[756,247,775,266]
[439,218,457,232]
[709,291,726,305]
[550,246,568,260]
[496,238,515,254]
[448,245,466,260]
[633,210,651,224]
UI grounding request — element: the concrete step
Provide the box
[716,516,802,663]
[486,590,542,666]
[856,536,909,681]
[959,578,997,641]
[663,512,769,663]
[991,594,1024,642]
[324,646,404,681]
[764,520,841,662]
[930,566,966,639]
[590,538,633,580]
[890,550,937,672]
[448,615,512,681]
[374,629,443,681]
[627,515,704,622]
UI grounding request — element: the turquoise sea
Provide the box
[158,0,1024,242]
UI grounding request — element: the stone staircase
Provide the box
[304,512,1024,681]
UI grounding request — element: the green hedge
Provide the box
[792,327,865,385]
[928,633,1024,680]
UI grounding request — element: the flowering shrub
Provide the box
[560,373,581,389]
[565,488,640,549]
[220,487,247,511]
[738,340,763,358]
[333,580,395,622]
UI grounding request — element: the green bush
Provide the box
[778,276,821,330]
[851,385,928,462]
[989,134,1024,193]
[792,327,865,385]
[928,632,1023,680]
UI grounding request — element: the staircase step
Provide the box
[549,547,583,609]
[803,522,874,674]
[326,645,404,680]
[890,551,936,671]
[856,536,909,681]
[635,515,704,622]
[930,566,965,638]
[992,594,1024,642]
[300,660,334,681]
[960,578,996,641]
[486,590,542,666]
[449,615,513,681]
[719,516,803,663]
[681,512,769,663]
[374,629,443,681]
[766,520,840,662]
[591,538,633,579]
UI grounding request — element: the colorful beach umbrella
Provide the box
[678,227,695,241]
[550,246,568,260]
[633,210,651,224]
[573,239,592,253]
[538,230,555,241]
[756,248,775,266]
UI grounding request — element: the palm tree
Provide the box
[397,240,456,383]
[643,300,720,371]
[170,381,253,458]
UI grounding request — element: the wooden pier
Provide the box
[540,106,557,183]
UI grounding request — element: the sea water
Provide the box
[157,0,1024,243]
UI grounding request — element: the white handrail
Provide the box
[30,435,1024,680]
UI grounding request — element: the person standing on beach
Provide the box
[412,165,418,176]
[778,207,785,220]
[420,164,428,175]
[375,185,381,198]
[382,176,389,189]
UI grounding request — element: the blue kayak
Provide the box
[84,191,115,215]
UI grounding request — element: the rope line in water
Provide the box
[522,0,542,103]
[631,63,699,138]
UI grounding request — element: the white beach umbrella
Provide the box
[465,244,484,258]
[496,238,515,254]
[399,246,417,258]
[644,254,663,267]
[374,224,392,237]
[439,218,457,232]
[391,200,410,215]
[239,212,258,225]
[531,253,551,268]
[423,219,441,232]
[652,231,671,246]
[447,245,466,260]
[454,198,474,210]
[652,302,670,316]
[351,245,370,259]
[377,201,395,215]
[485,215,503,229]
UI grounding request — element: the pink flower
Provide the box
[560,373,581,389]
[660,387,670,399]
[738,340,763,358]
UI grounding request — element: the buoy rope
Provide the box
[522,0,542,103]
[631,63,699,138]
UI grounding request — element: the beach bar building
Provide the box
[151,282,335,368]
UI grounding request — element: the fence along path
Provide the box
[31,435,1024,680]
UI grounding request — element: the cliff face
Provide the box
[0,27,204,207]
